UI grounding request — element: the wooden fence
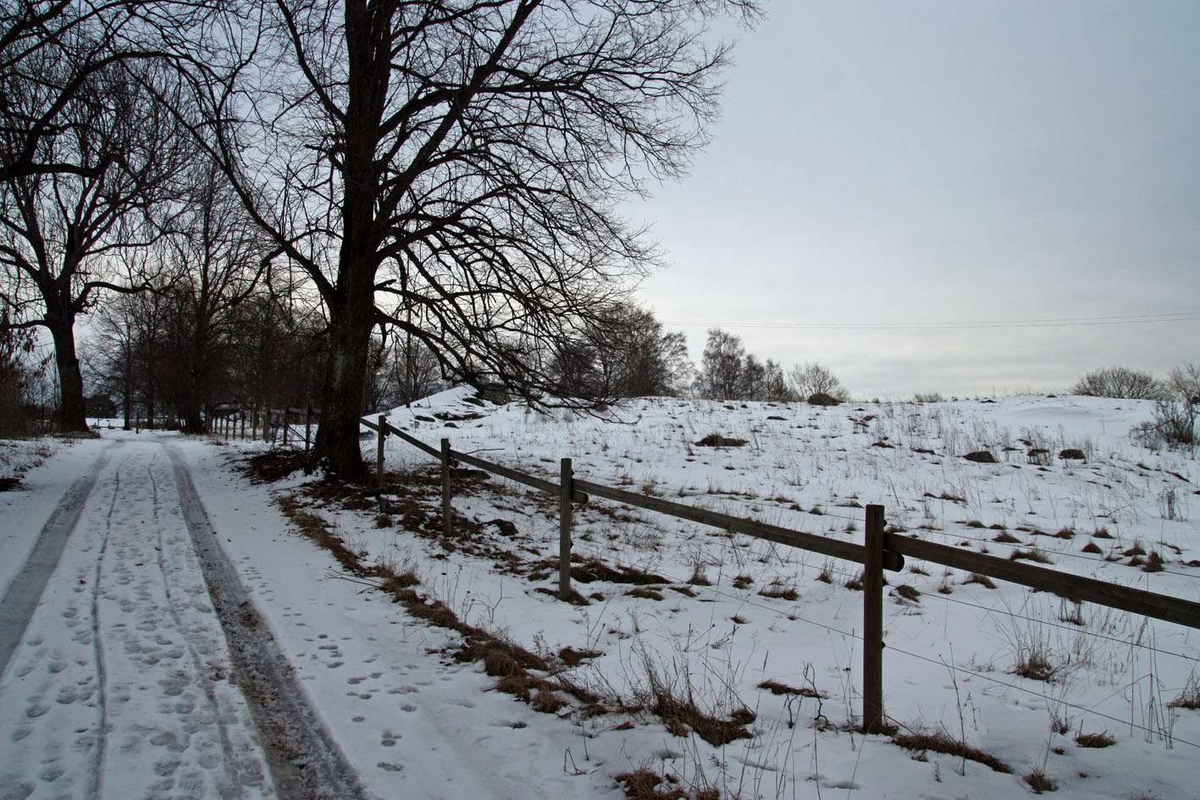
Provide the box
[359,415,1200,734]
[211,406,321,452]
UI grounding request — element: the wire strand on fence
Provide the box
[771,554,1200,666]
[883,641,1200,751]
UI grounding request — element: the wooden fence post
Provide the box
[863,504,886,734]
[559,458,573,602]
[304,405,312,452]
[441,438,452,537]
[282,409,290,448]
[376,414,386,509]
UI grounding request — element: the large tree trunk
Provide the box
[310,1,386,479]
[312,297,373,478]
[181,329,208,434]
[47,316,89,433]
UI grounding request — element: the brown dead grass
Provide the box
[758,581,799,601]
[963,573,997,589]
[758,680,824,698]
[273,488,602,719]
[892,730,1011,773]
[1024,768,1057,793]
[1075,731,1116,748]
[614,770,687,800]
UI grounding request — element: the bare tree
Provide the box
[182,0,760,476]
[1072,366,1164,400]
[0,60,189,430]
[550,304,689,399]
[699,328,746,400]
[787,361,849,402]
[0,0,213,182]
[161,166,267,432]
[1167,363,1200,405]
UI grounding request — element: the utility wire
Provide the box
[663,311,1200,332]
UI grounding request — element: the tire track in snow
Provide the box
[165,444,367,800]
[86,453,127,800]
[0,441,119,678]
[146,455,247,800]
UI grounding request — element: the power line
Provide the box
[662,311,1200,332]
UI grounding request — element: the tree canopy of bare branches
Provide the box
[181,0,760,476]
[0,56,191,429]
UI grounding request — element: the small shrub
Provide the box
[1072,366,1163,400]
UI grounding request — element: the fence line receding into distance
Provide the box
[348,414,1200,736]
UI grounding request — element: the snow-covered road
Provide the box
[0,437,276,800]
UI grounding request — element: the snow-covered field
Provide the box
[2,393,1198,799]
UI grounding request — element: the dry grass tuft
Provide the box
[1014,648,1057,682]
[1010,548,1052,564]
[1080,540,1102,554]
[1024,768,1057,793]
[687,562,712,586]
[570,558,668,586]
[559,647,602,667]
[1075,731,1116,748]
[892,730,1011,773]
[992,531,1022,544]
[963,573,997,589]
[758,581,799,601]
[1168,674,1200,709]
[893,584,921,602]
[731,574,754,589]
[614,770,687,800]
[758,680,823,698]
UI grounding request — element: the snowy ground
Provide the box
[1,394,1198,799]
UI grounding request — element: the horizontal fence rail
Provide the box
[357,413,1200,736]
[575,478,902,572]
[887,534,1200,629]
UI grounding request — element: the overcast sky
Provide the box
[633,0,1200,399]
